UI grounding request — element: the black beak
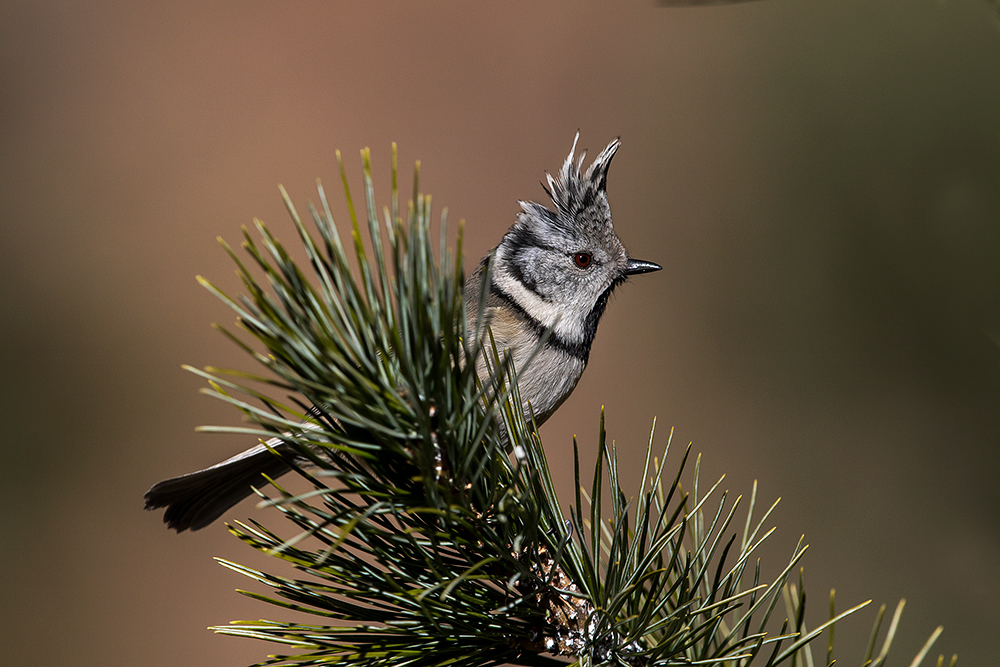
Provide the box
[623,258,662,276]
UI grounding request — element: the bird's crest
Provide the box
[542,132,621,218]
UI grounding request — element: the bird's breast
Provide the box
[474,314,586,426]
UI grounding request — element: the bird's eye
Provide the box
[573,253,592,269]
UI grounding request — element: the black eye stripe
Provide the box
[505,225,560,255]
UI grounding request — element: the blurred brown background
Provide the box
[2,1,998,665]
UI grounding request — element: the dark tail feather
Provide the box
[144,441,294,532]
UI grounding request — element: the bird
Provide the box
[145,134,661,531]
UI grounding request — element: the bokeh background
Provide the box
[2,1,999,665]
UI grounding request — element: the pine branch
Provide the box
[184,145,956,667]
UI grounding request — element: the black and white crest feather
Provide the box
[541,132,620,220]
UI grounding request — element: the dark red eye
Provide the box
[573,253,592,269]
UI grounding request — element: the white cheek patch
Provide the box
[492,250,587,342]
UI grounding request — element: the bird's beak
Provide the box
[623,258,662,276]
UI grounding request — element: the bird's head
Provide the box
[492,134,661,346]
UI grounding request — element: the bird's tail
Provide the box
[143,439,294,532]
